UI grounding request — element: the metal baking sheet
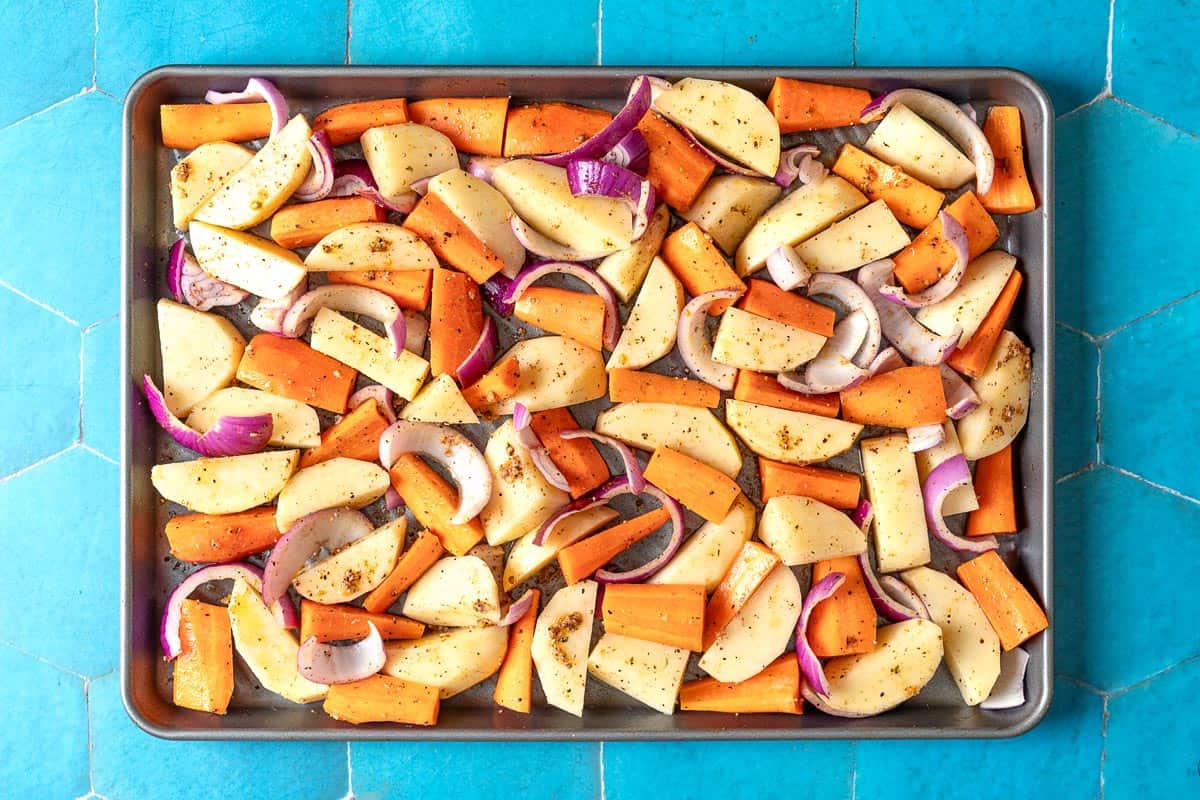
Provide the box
[121,66,1054,740]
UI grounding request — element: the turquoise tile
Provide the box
[351,741,597,800]
[855,0,1106,113]
[1102,294,1200,499]
[89,673,347,800]
[0,448,117,676]
[83,316,120,461]
[0,0,92,127]
[96,0,346,96]
[1054,325,1098,478]
[0,287,79,476]
[0,92,120,326]
[1055,468,1200,690]
[855,680,1102,797]
[601,0,853,66]
[604,741,852,799]
[1106,658,1200,797]
[351,0,597,66]
[1055,100,1200,335]
[0,644,88,797]
[1113,0,1200,134]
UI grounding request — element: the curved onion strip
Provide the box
[923,454,998,553]
[293,130,335,202]
[856,552,922,623]
[880,575,932,621]
[498,591,537,627]
[906,423,945,453]
[981,647,1030,710]
[566,159,657,240]
[765,245,812,291]
[466,156,509,184]
[204,77,288,137]
[774,144,822,187]
[504,261,621,351]
[510,214,621,261]
[801,682,876,718]
[329,159,417,214]
[298,622,386,684]
[796,154,829,186]
[868,347,907,375]
[878,212,969,308]
[167,239,247,311]
[250,281,306,335]
[403,310,428,356]
[777,310,871,395]
[677,289,741,390]
[142,375,271,457]
[640,75,673,104]
[530,477,629,546]
[481,274,515,316]
[850,499,874,532]
[940,364,980,419]
[379,421,492,525]
[602,128,650,175]
[594,484,686,584]
[281,285,406,357]
[512,403,571,492]
[349,384,397,424]
[807,273,882,368]
[384,487,405,512]
[795,571,846,696]
[538,75,653,167]
[455,316,498,388]
[858,259,960,365]
[261,508,375,604]
[559,429,645,494]
[679,127,761,177]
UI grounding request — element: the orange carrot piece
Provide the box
[892,191,1000,293]
[980,106,1037,215]
[839,365,948,428]
[299,398,390,468]
[236,334,357,414]
[269,197,387,249]
[557,508,671,585]
[733,370,840,418]
[956,551,1048,651]
[758,459,861,509]
[361,530,446,613]
[947,270,1024,378]
[407,97,509,156]
[737,278,836,336]
[967,445,1018,536]
[643,446,741,524]
[328,269,433,311]
[160,103,272,150]
[661,222,745,314]
[679,655,802,714]
[428,269,485,378]
[461,356,521,412]
[299,600,425,643]
[165,507,281,563]
[608,369,720,409]
[324,674,440,726]
[601,584,706,651]
[502,102,612,157]
[172,600,234,715]
[493,588,541,713]
[404,193,505,284]
[529,407,610,499]
[513,286,606,352]
[389,453,485,556]
[313,98,410,146]
[807,556,877,657]
[637,111,716,212]
[702,542,781,649]
[767,78,873,133]
[832,143,945,229]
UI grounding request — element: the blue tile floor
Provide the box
[2,1,1198,798]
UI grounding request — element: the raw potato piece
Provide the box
[860,434,930,573]
[361,123,460,200]
[292,518,405,604]
[400,374,479,424]
[864,104,976,189]
[606,257,685,370]
[594,402,743,478]
[914,420,979,516]
[189,222,307,300]
[681,175,782,254]
[793,200,911,273]
[650,494,756,591]
[724,399,863,465]
[758,495,867,566]
[711,306,827,372]
[818,619,943,716]
[151,450,299,515]
[228,577,328,704]
[502,507,620,591]
[428,169,525,276]
[402,555,502,626]
[735,176,868,275]
[597,205,671,302]
[916,250,1018,341]
[698,564,803,683]
[488,336,608,415]
[956,331,1032,460]
[383,625,508,698]
[274,457,390,531]
[308,308,430,401]
[532,582,598,717]
[654,77,781,177]
[587,634,690,714]
[156,299,246,417]
[170,141,253,230]
[186,387,321,448]
[303,223,439,272]
[480,421,571,546]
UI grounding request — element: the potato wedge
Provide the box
[428,168,524,276]
[151,450,298,514]
[532,581,598,716]
[864,104,976,189]
[860,434,930,573]
[596,205,671,303]
[292,518,405,604]
[681,174,782,255]
[735,176,867,275]
[818,619,943,716]
[402,555,502,627]
[308,308,430,401]
[156,298,245,417]
[274,457,390,531]
[606,256,685,370]
[758,495,867,566]
[480,420,570,546]
[488,336,607,414]
[724,399,862,465]
[793,199,911,273]
[400,373,478,424]
[189,221,307,300]
[303,222,439,272]
[383,625,508,698]
[654,77,781,177]
[228,577,327,704]
[698,563,802,683]
[956,331,1031,461]
[170,141,253,230]
[712,306,827,372]
[186,387,320,448]
[595,402,742,478]
[361,123,460,200]
[649,494,756,591]
[916,250,1018,341]
[502,507,620,591]
[588,633,689,715]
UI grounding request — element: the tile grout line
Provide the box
[1056,89,1110,123]
[78,328,87,444]
[596,0,603,66]
[1108,651,1200,699]
[0,445,74,486]
[1104,0,1115,93]
[1055,462,1098,485]
[849,741,857,799]
[0,86,95,133]
[1109,95,1200,141]
[91,0,99,89]
[346,741,354,799]
[0,636,91,681]
[1094,342,1103,465]
[0,276,81,326]
[1107,464,1200,507]
[345,0,353,65]
[598,741,606,799]
[1055,319,1098,343]
[1057,673,1107,697]
[85,675,97,798]
[80,443,118,466]
[851,0,859,66]
[1096,285,1200,342]
[1098,695,1109,799]
[82,312,120,334]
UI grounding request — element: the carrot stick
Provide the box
[389,453,485,556]
[733,370,840,418]
[428,269,485,378]
[839,365,948,428]
[328,269,433,311]
[513,286,606,352]
[165,507,281,563]
[313,98,409,146]
[637,111,716,212]
[608,369,720,409]
[361,529,446,613]
[967,445,1018,535]
[601,584,706,651]
[460,355,521,412]
[493,588,541,713]
[767,78,873,133]
[661,222,745,314]
[172,599,234,714]
[947,270,1024,378]
[160,103,273,150]
[407,97,509,157]
[502,102,612,156]
[643,446,741,524]
[702,541,781,649]
[236,333,358,413]
[299,600,425,643]
[404,193,506,284]
[323,674,440,726]
[269,197,387,249]
[529,407,610,499]
[980,106,1037,215]
[557,508,671,585]
[807,556,877,657]
[832,143,945,229]
[892,191,1000,293]
[299,398,390,468]
[956,550,1048,651]
[758,459,861,509]
[737,278,836,336]
[679,655,802,714]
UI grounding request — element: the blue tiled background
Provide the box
[2,1,1197,798]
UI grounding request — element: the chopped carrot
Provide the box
[643,446,741,524]
[737,278,836,336]
[839,365,948,428]
[313,98,410,146]
[733,370,840,418]
[165,507,281,563]
[636,111,716,212]
[892,192,1000,293]
[160,103,272,150]
[807,556,877,657]
[601,584,706,652]
[980,106,1037,215]
[956,551,1048,651]
[557,508,671,585]
[324,675,440,726]
[407,97,508,156]
[236,334,357,414]
[758,459,861,509]
[513,286,606,352]
[493,588,541,713]
[502,102,612,157]
[947,270,1024,378]
[767,78,872,133]
[832,143,945,229]
[328,269,433,311]
[608,368,720,409]
[460,355,521,412]
[389,453,484,556]
[661,222,745,314]
[361,529,446,613]
[529,407,610,499]
[172,599,234,715]
[967,445,1018,536]
[404,194,505,284]
[702,541,781,649]
[679,655,802,714]
[299,600,425,643]
[269,197,387,249]
[299,398,390,468]
[429,269,486,378]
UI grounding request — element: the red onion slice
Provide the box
[384,487,404,512]
[981,647,1030,710]
[530,477,628,546]
[298,622,386,684]
[481,274,515,316]
[860,88,995,195]
[250,281,306,335]
[940,364,981,419]
[262,508,375,605]
[510,214,620,261]
[680,127,761,177]
[292,130,335,202]
[878,212,970,308]
[204,77,288,137]
[602,128,650,176]
[558,429,646,494]
[512,403,571,492]
[142,375,271,457]
[850,499,874,532]
[349,384,397,424]
[795,571,846,696]
[907,423,946,453]
[504,261,620,351]
[677,289,742,390]
[807,273,882,369]
[537,75,653,167]
[282,285,407,357]
[329,159,417,214]
[880,575,931,621]
[774,145,822,187]
[379,421,492,525]
[167,239,247,311]
[594,484,686,584]
[922,454,998,554]
[466,156,509,184]
[856,552,921,623]
[403,310,428,356]
[867,347,907,375]
[565,158,657,240]
[765,245,812,291]
[639,76,673,104]
[498,591,537,627]
[858,259,961,365]
[778,310,870,395]
[454,316,498,388]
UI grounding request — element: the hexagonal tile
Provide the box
[83,317,119,461]
[0,286,79,476]
[855,0,1106,112]
[0,1,93,128]
[1055,467,1200,691]
[1055,324,1098,478]
[1113,0,1200,134]
[1055,99,1200,335]
[1106,657,1200,797]
[0,643,88,797]
[0,92,120,327]
[1101,292,1200,499]
[0,447,117,676]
